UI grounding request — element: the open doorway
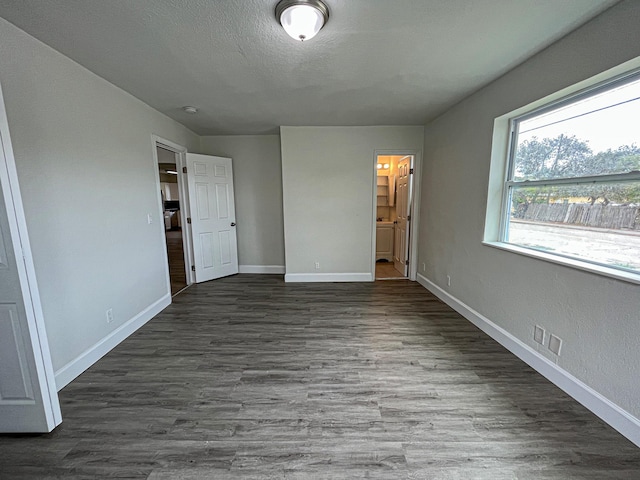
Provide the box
[374,154,415,280]
[154,143,191,296]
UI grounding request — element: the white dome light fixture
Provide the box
[276,0,329,42]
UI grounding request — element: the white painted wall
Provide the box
[0,19,200,380]
[280,126,424,279]
[200,135,284,270]
[418,1,640,418]
[156,146,176,165]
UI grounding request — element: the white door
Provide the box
[186,153,239,283]
[0,89,61,432]
[393,156,413,276]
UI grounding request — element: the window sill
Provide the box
[482,241,640,286]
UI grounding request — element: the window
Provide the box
[500,71,640,277]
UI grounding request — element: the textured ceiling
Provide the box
[0,0,617,135]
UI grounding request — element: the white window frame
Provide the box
[484,60,640,286]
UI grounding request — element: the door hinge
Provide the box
[182,166,187,174]
[191,265,195,272]
[405,260,409,266]
[407,215,411,221]
[409,168,414,174]
[187,217,192,224]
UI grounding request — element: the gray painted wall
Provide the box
[0,18,200,372]
[200,135,285,268]
[418,0,640,418]
[1,0,637,433]
[156,147,176,164]
[280,126,424,276]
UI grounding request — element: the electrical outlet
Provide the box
[314,262,320,270]
[534,325,545,345]
[548,334,562,355]
[106,308,114,323]
[422,263,426,272]
[446,275,451,287]
[147,213,153,224]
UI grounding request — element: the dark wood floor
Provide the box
[2,275,639,479]
[165,228,187,296]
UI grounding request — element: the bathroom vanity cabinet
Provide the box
[376,221,394,261]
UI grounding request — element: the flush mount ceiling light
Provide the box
[276,0,329,42]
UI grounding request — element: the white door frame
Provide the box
[0,83,61,430]
[371,150,422,281]
[151,135,195,290]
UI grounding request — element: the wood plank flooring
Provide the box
[165,229,186,296]
[1,275,639,479]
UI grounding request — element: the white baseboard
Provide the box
[285,272,373,283]
[239,265,285,274]
[54,294,171,391]
[416,273,640,448]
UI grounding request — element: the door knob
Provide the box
[231,222,236,227]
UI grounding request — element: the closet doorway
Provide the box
[374,154,415,280]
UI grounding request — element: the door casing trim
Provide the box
[371,150,422,281]
[151,135,195,288]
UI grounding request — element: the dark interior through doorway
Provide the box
[157,146,187,295]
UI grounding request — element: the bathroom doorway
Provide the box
[373,154,416,280]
